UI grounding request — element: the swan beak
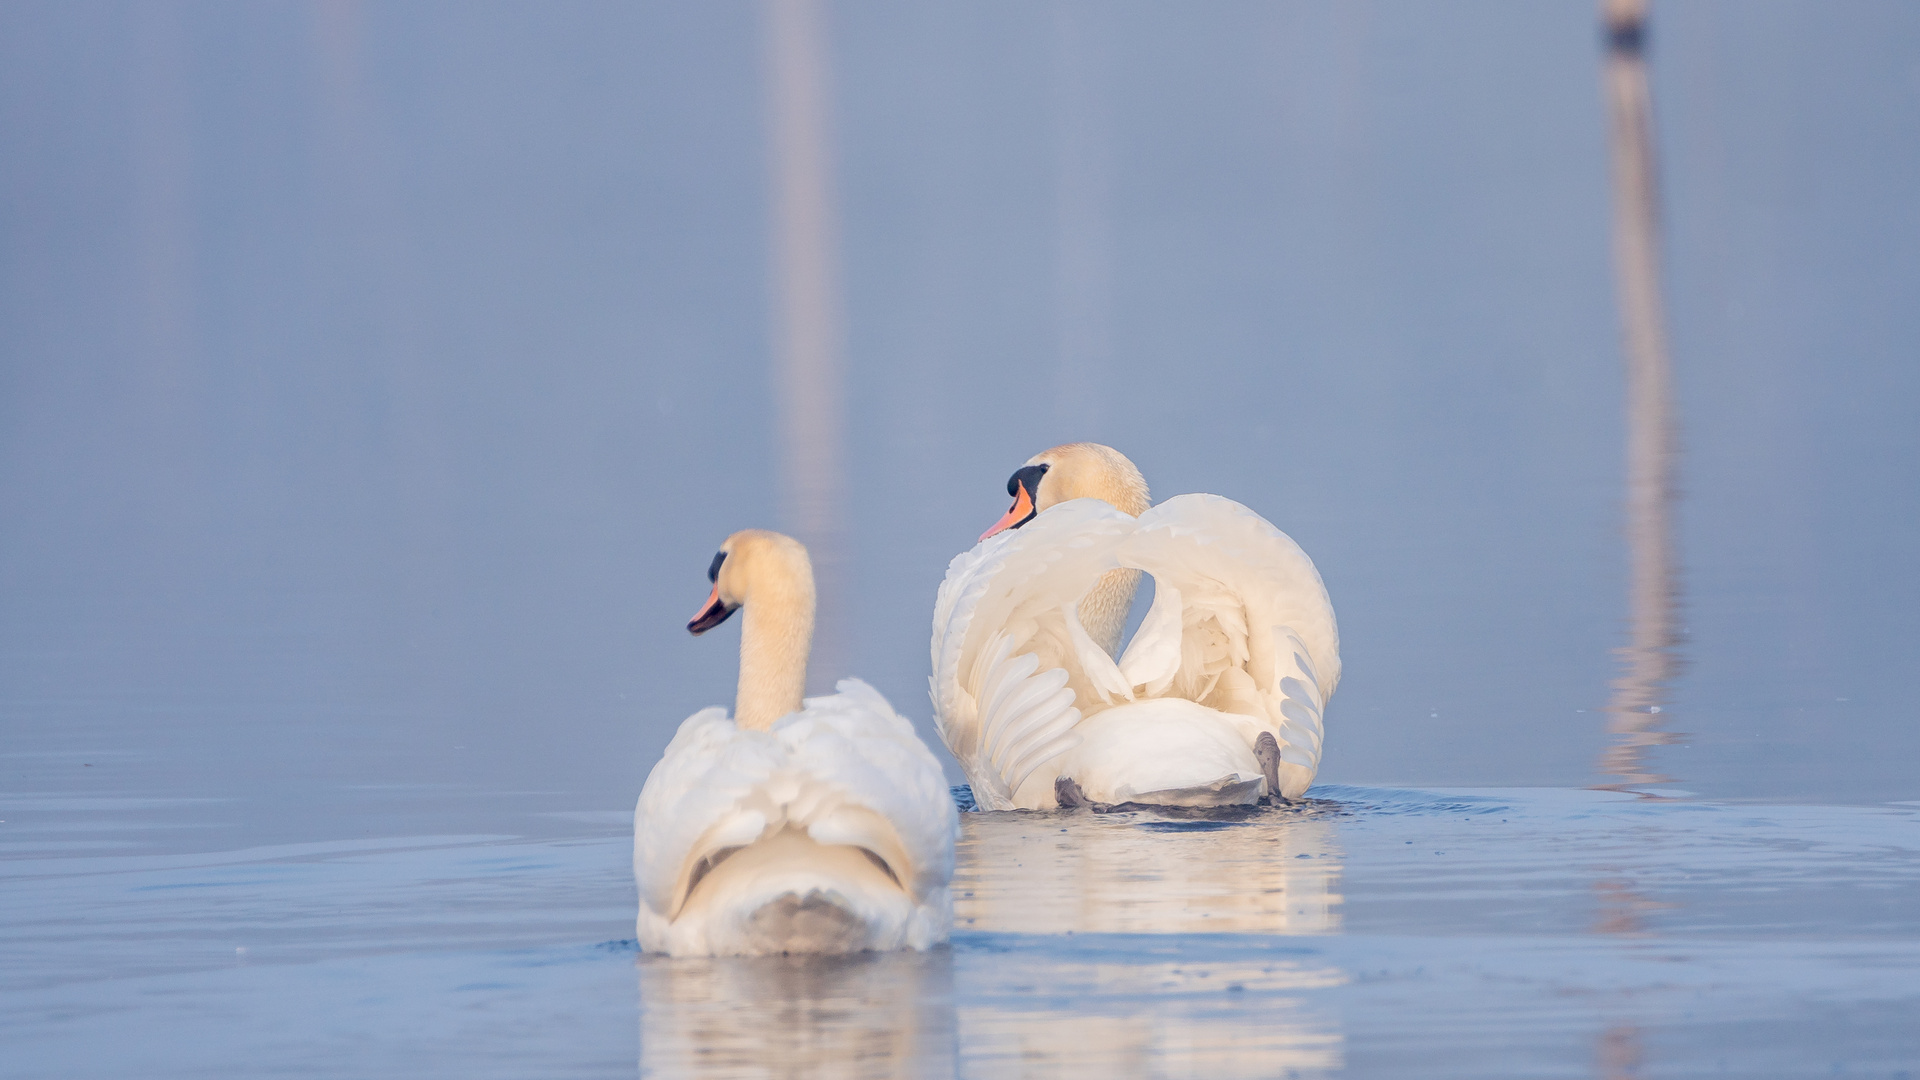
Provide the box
[688,586,738,635]
[980,483,1036,541]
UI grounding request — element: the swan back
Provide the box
[635,679,956,955]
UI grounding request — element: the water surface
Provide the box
[7,786,1917,1077]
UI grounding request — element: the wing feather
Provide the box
[1117,494,1340,796]
[1116,580,1184,695]
[783,679,958,898]
[931,492,1340,806]
[633,707,785,919]
[928,498,1134,809]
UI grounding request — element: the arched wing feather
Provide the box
[1118,494,1341,793]
[928,498,1134,809]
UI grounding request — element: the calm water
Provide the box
[6,787,1918,1077]
[4,2,1919,1076]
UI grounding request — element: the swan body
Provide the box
[636,530,956,956]
[933,445,1340,811]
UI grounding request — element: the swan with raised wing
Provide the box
[931,444,1339,811]
[636,530,956,955]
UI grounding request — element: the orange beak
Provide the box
[688,584,736,635]
[980,483,1035,541]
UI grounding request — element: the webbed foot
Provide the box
[1255,731,1289,806]
[1055,776,1093,809]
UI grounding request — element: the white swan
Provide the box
[932,443,1340,811]
[635,529,956,956]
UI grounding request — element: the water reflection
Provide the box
[953,807,1346,1077]
[955,948,1345,1079]
[637,949,957,1079]
[1596,1023,1646,1080]
[765,0,850,689]
[1052,0,1114,434]
[1593,5,1675,1071]
[1596,0,1684,793]
[956,805,1343,936]
[633,808,1345,1078]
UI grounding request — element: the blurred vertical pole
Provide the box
[1053,0,1112,436]
[764,0,847,690]
[1597,0,1682,791]
[1594,15,1680,1075]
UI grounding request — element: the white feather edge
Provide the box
[1118,494,1339,791]
[929,492,1340,806]
[929,499,1134,809]
[633,679,957,923]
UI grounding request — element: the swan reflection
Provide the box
[956,950,1345,1078]
[637,806,1347,1078]
[956,805,1344,935]
[637,949,956,1079]
[953,805,1347,1077]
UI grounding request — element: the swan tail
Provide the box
[1056,698,1266,808]
[634,689,957,955]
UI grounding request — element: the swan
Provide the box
[635,529,956,956]
[931,443,1340,811]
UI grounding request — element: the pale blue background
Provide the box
[3,1,1917,845]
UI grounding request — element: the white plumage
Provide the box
[634,679,956,955]
[636,530,956,955]
[933,447,1340,810]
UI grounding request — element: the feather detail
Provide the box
[930,491,1339,808]
[633,679,957,954]
[1116,578,1184,695]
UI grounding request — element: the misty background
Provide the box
[3,2,1917,845]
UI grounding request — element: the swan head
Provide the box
[688,529,815,635]
[980,442,1151,540]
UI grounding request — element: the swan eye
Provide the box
[1006,463,1048,498]
[689,550,738,634]
[982,464,1051,541]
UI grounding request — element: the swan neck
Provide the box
[1078,566,1142,658]
[734,581,813,730]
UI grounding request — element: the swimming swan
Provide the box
[931,443,1340,811]
[636,530,956,955]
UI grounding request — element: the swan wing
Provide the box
[929,497,1134,809]
[1114,577,1185,695]
[635,685,958,928]
[632,707,786,920]
[1118,493,1340,795]
[779,679,958,899]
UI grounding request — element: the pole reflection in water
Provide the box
[1596,0,1684,793]
[764,0,849,689]
[952,807,1347,1077]
[1593,2,1680,1074]
[637,949,957,1079]
[1051,0,1114,435]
